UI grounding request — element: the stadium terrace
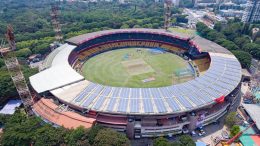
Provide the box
[30,28,242,138]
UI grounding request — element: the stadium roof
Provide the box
[29,44,84,93]
[31,29,242,115]
[66,28,188,45]
[66,28,231,54]
[49,52,241,115]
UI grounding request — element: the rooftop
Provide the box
[242,103,260,130]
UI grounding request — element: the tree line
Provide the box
[196,20,260,68]
[0,111,130,146]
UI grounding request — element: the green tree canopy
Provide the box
[0,69,17,99]
[213,22,222,32]
[0,111,130,146]
[232,50,252,68]
[234,36,251,49]
[153,137,171,146]
[230,125,240,138]
[65,126,90,146]
[93,128,130,146]
[179,135,196,146]
[225,112,237,128]
[0,58,5,68]
[15,48,32,58]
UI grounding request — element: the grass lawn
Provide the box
[168,27,195,35]
[82,48,191,88]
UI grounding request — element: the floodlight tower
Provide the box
[50,1,63,44]
[164,0,172,31]
[0,25,33,113]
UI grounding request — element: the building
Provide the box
[242,0,260,23]
[29,29,242,139]
[219,9,244,17]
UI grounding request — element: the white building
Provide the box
[242,0,260,23]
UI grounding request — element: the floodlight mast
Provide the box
[1,25,33,114]
[164,0,173,31]
[51,0,63,44]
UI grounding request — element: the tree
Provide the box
[65,126,90,146]
[1,111,40,146]
[0,69,17,99]
[231,50,252,68]
[0,110,131,146]
[153,137,171,146]
[88,125,103,145]
[242,43,260,60]
[179,135,196,146]
[234,36,251,49]
[15,48,32,58]
[214,22,222,32]
[0,58,5,68]
[33,43,50,55]
[230,125,240,138]
[171,141,181,146]
[33,125,68,146]
[225,112,237,128]
[120,24,130,29]
[176,15,188,23]
[93,128,130,146]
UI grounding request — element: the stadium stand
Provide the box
[30,29,242,138]
[193,57,211,72]
[32,98,96,128]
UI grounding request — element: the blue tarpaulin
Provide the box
[196,141,207,146]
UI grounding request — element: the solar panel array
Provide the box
[71,54,241,115]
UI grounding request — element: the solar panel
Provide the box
[181,84,204,105]
[142,98,154,113]
[153,98,167,113]
[75,83,96,102]
[82,93,98,107]
[171,88,193,109]
[141,88,151,98]
[150,88,161,98]
[92,85,103,94]
[165,97,181,111]
[130,88,140,98]
[100,87,112,96]
[111,88,121,97]
[117,98,128,112]
[92,96,106,110]
[159,87,173,97]
[120,88,130,98]
[106,98,117,111]
[129,99,139,113]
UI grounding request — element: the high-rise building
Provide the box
[242,0,260,23]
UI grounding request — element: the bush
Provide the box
[225,112,237,128]
[93,128,130,146]
[230,125,240,138]
[153,137,171,146]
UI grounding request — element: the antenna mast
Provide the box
[1,25,33,113]
[51,1,63,44]
[164,0,172,31]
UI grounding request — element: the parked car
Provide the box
[198,129,206,136]
[243,99,253,104]
[190,131,196,137]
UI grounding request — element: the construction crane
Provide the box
[220,122,256,146]
[164,0,173,31]
[0,25,33,114]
